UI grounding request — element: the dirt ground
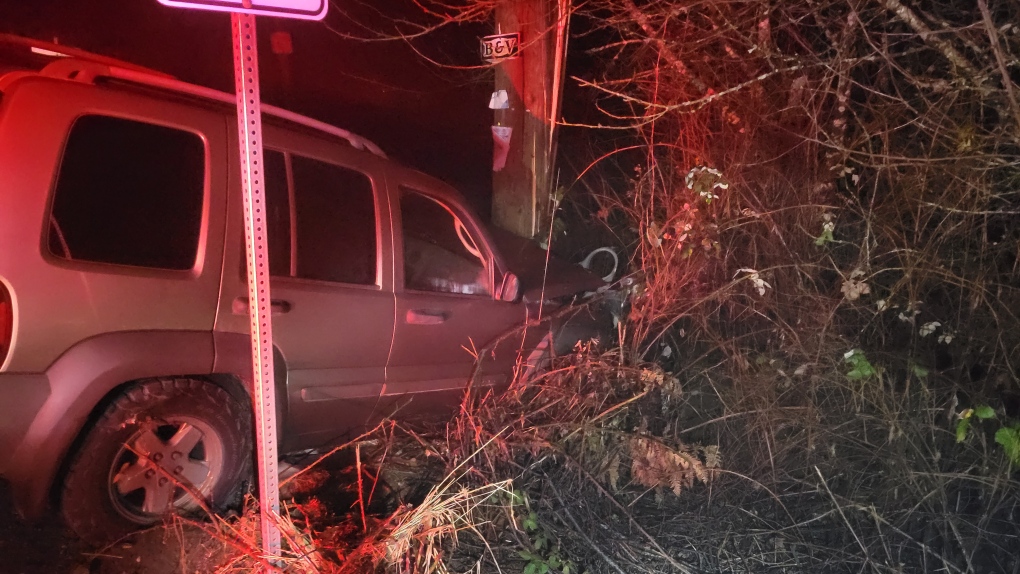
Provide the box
[0,481,225,574]
[0,480,91,573]
[0,455,363,574]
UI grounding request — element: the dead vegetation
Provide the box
[133,336,1017,573]
[103,0,1020,572]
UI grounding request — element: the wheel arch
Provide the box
[6,330,260,521]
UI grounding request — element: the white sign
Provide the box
[157,0,327,20]
[481,32,520,63]
[488,89,509,109]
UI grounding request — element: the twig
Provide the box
[620,0,707,95]
[365,421,394,508]
[977,0,1020,140]
[815,466,879,573]
[561,455,696,574]
[356,441,367,532]
[852,503,966,574]
[878,0,985,88]
[279,421,386,488]
[547,479,629,574]
[678,407,810,435]
[174,513,284,573]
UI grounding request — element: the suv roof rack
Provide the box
[0,33,170,77]
[0,36,387,158]
[72,61,389,158]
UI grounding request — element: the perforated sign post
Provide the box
[157,0,327,564]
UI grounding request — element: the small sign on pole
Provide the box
[157,0,328,565]
[480,32,520,63]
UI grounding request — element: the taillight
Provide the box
[0,284,12,366]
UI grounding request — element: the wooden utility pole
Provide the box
[492,0,569,240]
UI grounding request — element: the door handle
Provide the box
[232,297,292,315]
[405,309,449,325]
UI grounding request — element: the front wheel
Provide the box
[62,378,252,544]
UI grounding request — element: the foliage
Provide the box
[143,1,1020,572]
[842,349,877,381]
[555,0,1020,571]
[511,490,579,574]
[311,1,1020,570]
[956,403,1020,467]
[996,425,1020,467]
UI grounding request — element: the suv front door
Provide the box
[384,173,527,415]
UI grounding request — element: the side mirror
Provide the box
[497,272,521,302]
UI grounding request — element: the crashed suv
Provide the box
[0,36,608,542]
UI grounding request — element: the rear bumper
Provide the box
[0,373,50,477]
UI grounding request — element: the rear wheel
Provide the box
[62,378,251,544]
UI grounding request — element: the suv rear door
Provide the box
[0,76,228,373]
[214,125,395,449]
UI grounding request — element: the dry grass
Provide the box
[137,2,1020,572]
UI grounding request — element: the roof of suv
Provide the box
[0,34,387,158]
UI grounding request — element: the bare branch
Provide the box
[977,0,1020,138]
[877,0,987,88]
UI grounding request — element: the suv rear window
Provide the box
[48,115,205,270]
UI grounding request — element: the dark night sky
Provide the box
[0,0,496,215]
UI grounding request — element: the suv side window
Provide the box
[400,187,490,296]
[48,115,205,271]
[261,150,377,286]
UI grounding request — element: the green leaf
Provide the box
[524,562,537,574]
[843,350,876,380]
[562,565,571,574]
[535,534,546,550]
[814,228,835,246]
[523,512,538,531]
[520,551,536,561]
[994,426,1020,465]
[846,364,876,380]
[909,362,929,378]
[540,563,550,574]
[974,405,996,420]
[956,417,971,443]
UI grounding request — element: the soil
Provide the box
[0,480,90,573]
[0,480,233,574]
[0,452,377,573]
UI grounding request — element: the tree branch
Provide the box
[878,0,986,88]
[620,0,709,95]
[977,0,1020,139]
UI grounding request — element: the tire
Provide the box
[62,377,252,544]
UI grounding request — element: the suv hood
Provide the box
[489,229,605,301]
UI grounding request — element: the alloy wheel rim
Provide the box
[107,416,225,524]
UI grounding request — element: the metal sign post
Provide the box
[231,12,281,560]
[155,0,328,564]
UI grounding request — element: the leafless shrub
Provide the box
[146,2,1020,572]
[554,0,1020,571]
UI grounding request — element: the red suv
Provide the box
[0,36,608,542]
